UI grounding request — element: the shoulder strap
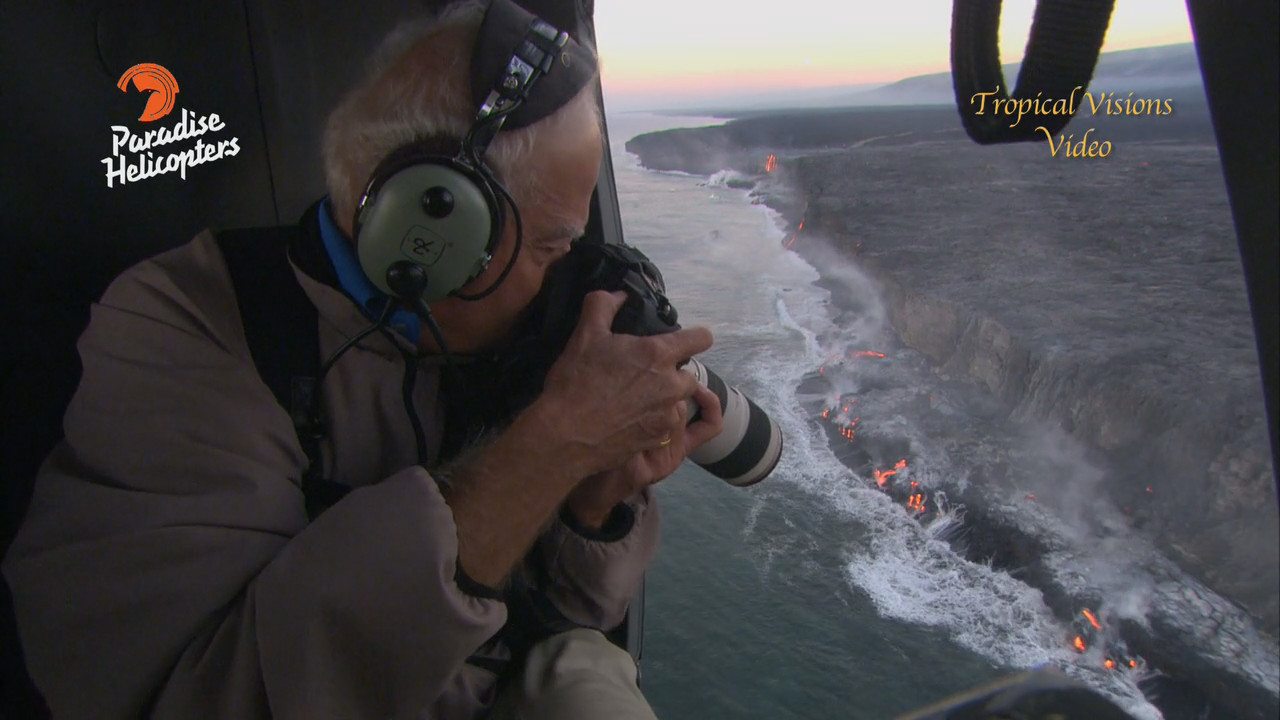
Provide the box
[216,226,316,418]
[215,226,349,520]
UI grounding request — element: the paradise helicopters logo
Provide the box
[102,63,241,188]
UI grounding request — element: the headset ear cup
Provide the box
[355,158,503,302]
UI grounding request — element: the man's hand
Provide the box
[537,290,717,478]
[565,384,724,530]
[444,290,717,587]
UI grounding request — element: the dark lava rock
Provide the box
[626,99,1278,717]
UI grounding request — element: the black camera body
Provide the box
[440,239,781,486]
[551,240,680,336]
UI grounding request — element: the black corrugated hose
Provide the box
[951,0,1116,143]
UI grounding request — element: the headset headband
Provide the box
[352,0,597,304]
[466,19,569,159]
[470,0,596,136]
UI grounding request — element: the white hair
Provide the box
[322,0,602,231]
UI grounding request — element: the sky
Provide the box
[592,1,1195,110]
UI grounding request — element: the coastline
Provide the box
[622,105,1278,718]
[760,138,1277,627]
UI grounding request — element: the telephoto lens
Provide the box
[596,240,784,487]
[679,357,783,487]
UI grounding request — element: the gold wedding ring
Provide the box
[658,435,672,447]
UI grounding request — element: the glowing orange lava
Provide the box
[783,219,805,250]
[1104,659,1116,669]
[874,459,907,487]
[907,493,926,514]
[851,350,886,359]
[1082,608,1102,631]
[1073,636,1086,653]
[765,154,778,173]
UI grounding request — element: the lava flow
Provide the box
[906,492,927,515]
[813,356,941,522]
[783,219,805,250]
[764,153,778,173]
[821,396,860,444]
[1069,607,1145,673]
[1082,608,1102,631]
[812,351,1159,685]
[874,459,907,487]
[817,350,885,374]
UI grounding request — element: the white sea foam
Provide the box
[711,183,1166,718]
[706,168,757,189]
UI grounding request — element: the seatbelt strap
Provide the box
[215,226,350,520]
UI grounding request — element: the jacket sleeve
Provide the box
[535,488,659,631]
[1,240,505,720]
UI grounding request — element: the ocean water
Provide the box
[602,113,1176,719]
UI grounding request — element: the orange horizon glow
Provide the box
[594,1,1195,105]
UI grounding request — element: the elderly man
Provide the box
[2,1,722,718]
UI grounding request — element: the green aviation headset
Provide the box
[351,0,596,306]
[294,1,597,508]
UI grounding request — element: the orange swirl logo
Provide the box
[116,63,180,122]
[103,61,241,188]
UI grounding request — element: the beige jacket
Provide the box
[2,228,658,719]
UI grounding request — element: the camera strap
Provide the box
[215,225,351,521]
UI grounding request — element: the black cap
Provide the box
[470,0,597,131]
